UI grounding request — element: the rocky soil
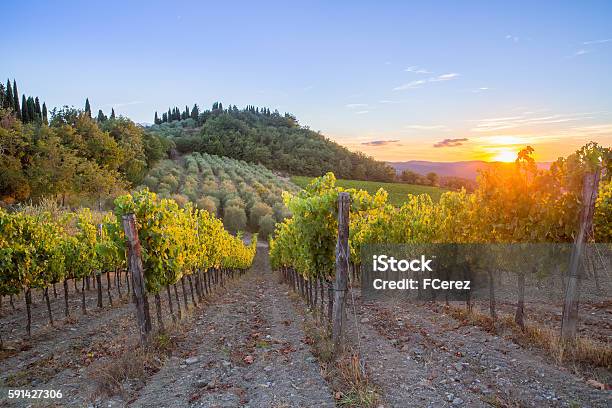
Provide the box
[0,247,610,407]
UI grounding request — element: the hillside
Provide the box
[388,160,552,180]
[146,104,396,182]
[142,152,299,236]
[291,175,447,205]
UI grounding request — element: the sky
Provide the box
[1,0,611,162]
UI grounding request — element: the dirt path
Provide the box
[130,248,334,407]
[349,295,611,407]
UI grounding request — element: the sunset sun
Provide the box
[491,148,518,162]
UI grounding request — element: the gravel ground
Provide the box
[130,248,334,408]
[346,294,611,407]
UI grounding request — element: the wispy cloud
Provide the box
[404,66,431,74]
[505,34,520,43]
[433,138,468,148]
[470,112,596,132]
[346,103,368,109]
[393,80,426,91]
[393,73,459,91]
[568,123,612,136]
[472,87,490,93]
[583,38,612,45]
[430,73,459,82]
[568,49,590,58]
[355,110,370,115]
[362,140,401,146]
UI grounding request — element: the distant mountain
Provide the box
[387,160,551,180]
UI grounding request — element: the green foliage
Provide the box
[291,176,446,206]
[270,143,612,283]
[223,205,247,234]
[147,105,396,182]
[114,190,256,293]
[258,213,276,239]
[0,190,256,299]
[143,152,298,234]
[0,105,169,205]
[249,201,272,229]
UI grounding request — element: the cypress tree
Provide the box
[110,108,116,119]
[42,103,48,125]
[84,98,91,117]
[35,97,42,120]
[191,104,199,120]
[27,97,36,122]
[0,83,4,109]
[97,109,107,122]
[5,80,12,109]
[21,95,28,122]
[13,80,21,119]
[154,111,159,124]
[167,108,171,121]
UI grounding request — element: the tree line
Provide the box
[148,104,397,182]
[399,169,477,192]
[0,79,48,124]
[154,103,280,126]
[0,79,171,207]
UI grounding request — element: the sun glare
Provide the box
[492,149,517,162]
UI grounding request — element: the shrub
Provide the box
[142,175,159,190]
[223,205,247,233]
[171,193,189,208]
[160,174,179,192]
[272,202,291,222]
[196,196,218,215]
[225,196,245,209]
[249,201,273,228]
[258,214,276,239]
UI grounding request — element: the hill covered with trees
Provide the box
[0,79,170,206]
[147,103,397,182]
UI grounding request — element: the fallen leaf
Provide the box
[586,379,606,390]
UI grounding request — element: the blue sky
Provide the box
[2,0,611,161]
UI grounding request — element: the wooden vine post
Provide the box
[332,192,350,350]
[122,214,151,344]
[561,170,600,342]
[96,223,103,309]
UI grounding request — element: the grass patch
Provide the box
[296,297,379,407]
[89,347,159,398]
[291,176,447,205]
